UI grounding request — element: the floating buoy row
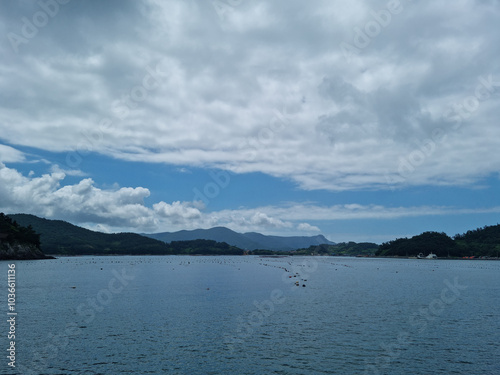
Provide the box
[258,259,310,287]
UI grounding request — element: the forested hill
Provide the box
[292,242,379,256]
[454,225,500,256]
[8,214,244,256]
[0,213,53,260]
[376,225,500,258]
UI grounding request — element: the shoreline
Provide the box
[3,254,499,261]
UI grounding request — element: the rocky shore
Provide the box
[0,242,55,260]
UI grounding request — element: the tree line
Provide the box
[0,213,41,248]
[376,225,500,257]
[4,213,500,258]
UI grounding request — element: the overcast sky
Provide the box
[1,0,499,242]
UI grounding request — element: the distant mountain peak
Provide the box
[146,227,335,251]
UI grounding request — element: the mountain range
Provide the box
[144,227,335,251]
[8,214,334,254]
[6,213,499,258]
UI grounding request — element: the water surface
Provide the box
[2,256,499,374]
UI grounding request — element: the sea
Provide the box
[1,255,499,375]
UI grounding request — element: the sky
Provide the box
[1,0,499,243]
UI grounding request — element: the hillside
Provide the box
[146,227,335,251]
[9,214,167,255]
[454,225,500,257]
[293,242,379,256]
[376,232,457,257]
[242,232,334,251]
[376,225,500,258]
[0,213,53,260]
[8,214,244,256]
[146,227,261,250]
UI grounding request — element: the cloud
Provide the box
[0,163,150,227]
[153,201,203,225]
[0,164,302,233]
[0,144,25,163]
[214,202,500,224]
[50,164,87,177]
[1,1,499,191]
[249,212,292,228]
[297,223,321,232]
[1,163,499,236]
[175,167,192,174]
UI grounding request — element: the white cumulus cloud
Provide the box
[297,223,321,232]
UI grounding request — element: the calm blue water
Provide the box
[1,256,499,374]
